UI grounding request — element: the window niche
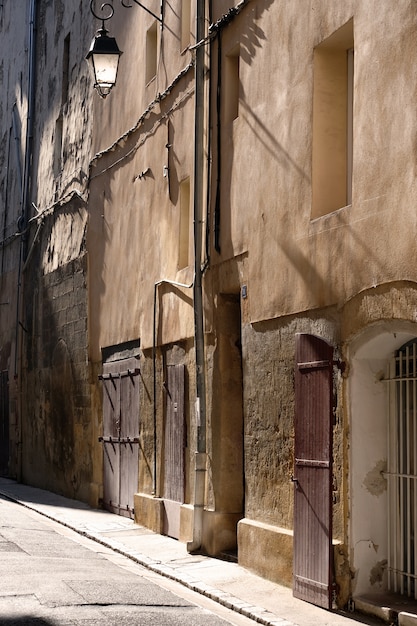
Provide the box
[146,22,158,84]
[225,45,240,123]
[62,34,70,104]
[312,19,354,219]
[178,177,191,270]
[180,0,191,51]
[54,33,70,177]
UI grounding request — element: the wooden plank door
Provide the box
[101,357,140,519]
[293,333,333,608]
[163,364,185,538]
[102,362,120,515]
[119,363,140,516]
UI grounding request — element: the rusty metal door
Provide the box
[100,356,140,518]
[293,334,333,608]
[163,364,185,538]
[0,371,9,477]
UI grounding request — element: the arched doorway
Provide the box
[349,323,417,598]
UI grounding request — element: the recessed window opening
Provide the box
[312,20,354,218]
[225,46,240,122]
[388,339,417,598]
[53,116,63,177]
[180,0,191,51]
[146,22,158,84]
[178,177,191,269]
[62,34,70,104]
[346,48,354,206]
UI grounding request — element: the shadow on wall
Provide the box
[0,619,55,625]
[22,241,90,499]
[279,210,389,309]
[238,1,273,67]
[215,0,291,256]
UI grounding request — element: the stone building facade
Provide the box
[0,0,94,498]
[1,0,417,614]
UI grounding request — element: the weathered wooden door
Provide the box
[0,371,9,477]
[100,356,140,519]
[293,334,333,608]
[163,364,185,538]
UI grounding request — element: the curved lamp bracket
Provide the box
[121,0,162,23]
[90,1,115,25]
[90,0,163,25]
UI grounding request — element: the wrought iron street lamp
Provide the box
[87,0,163,99]
[86,3,122,98]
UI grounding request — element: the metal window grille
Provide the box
[388,340,417,597]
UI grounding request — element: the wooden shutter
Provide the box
[163,364,185,539]
[293,333,333,608]
[164,364,185,503]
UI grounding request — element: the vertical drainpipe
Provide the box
[187,0,207,553]
[14,0,37,478]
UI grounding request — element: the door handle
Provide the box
[290,475,299,489]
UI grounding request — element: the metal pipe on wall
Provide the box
[187,0,208,554]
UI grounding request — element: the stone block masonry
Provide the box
[21,253,93,502]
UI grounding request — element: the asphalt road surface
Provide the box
[0,495,258,626]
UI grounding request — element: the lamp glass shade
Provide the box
[86,29,122,98]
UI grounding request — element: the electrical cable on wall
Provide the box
[89,61,194,169]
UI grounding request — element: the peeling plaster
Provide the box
[363,459,387,496]
[42,211,87,273]
[369,559,387,587]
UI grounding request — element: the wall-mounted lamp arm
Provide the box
[122,0,162,23]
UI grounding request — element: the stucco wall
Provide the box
[210,1,417,323]
[87,73,196,355]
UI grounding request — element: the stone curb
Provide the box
[0,488,297,626]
